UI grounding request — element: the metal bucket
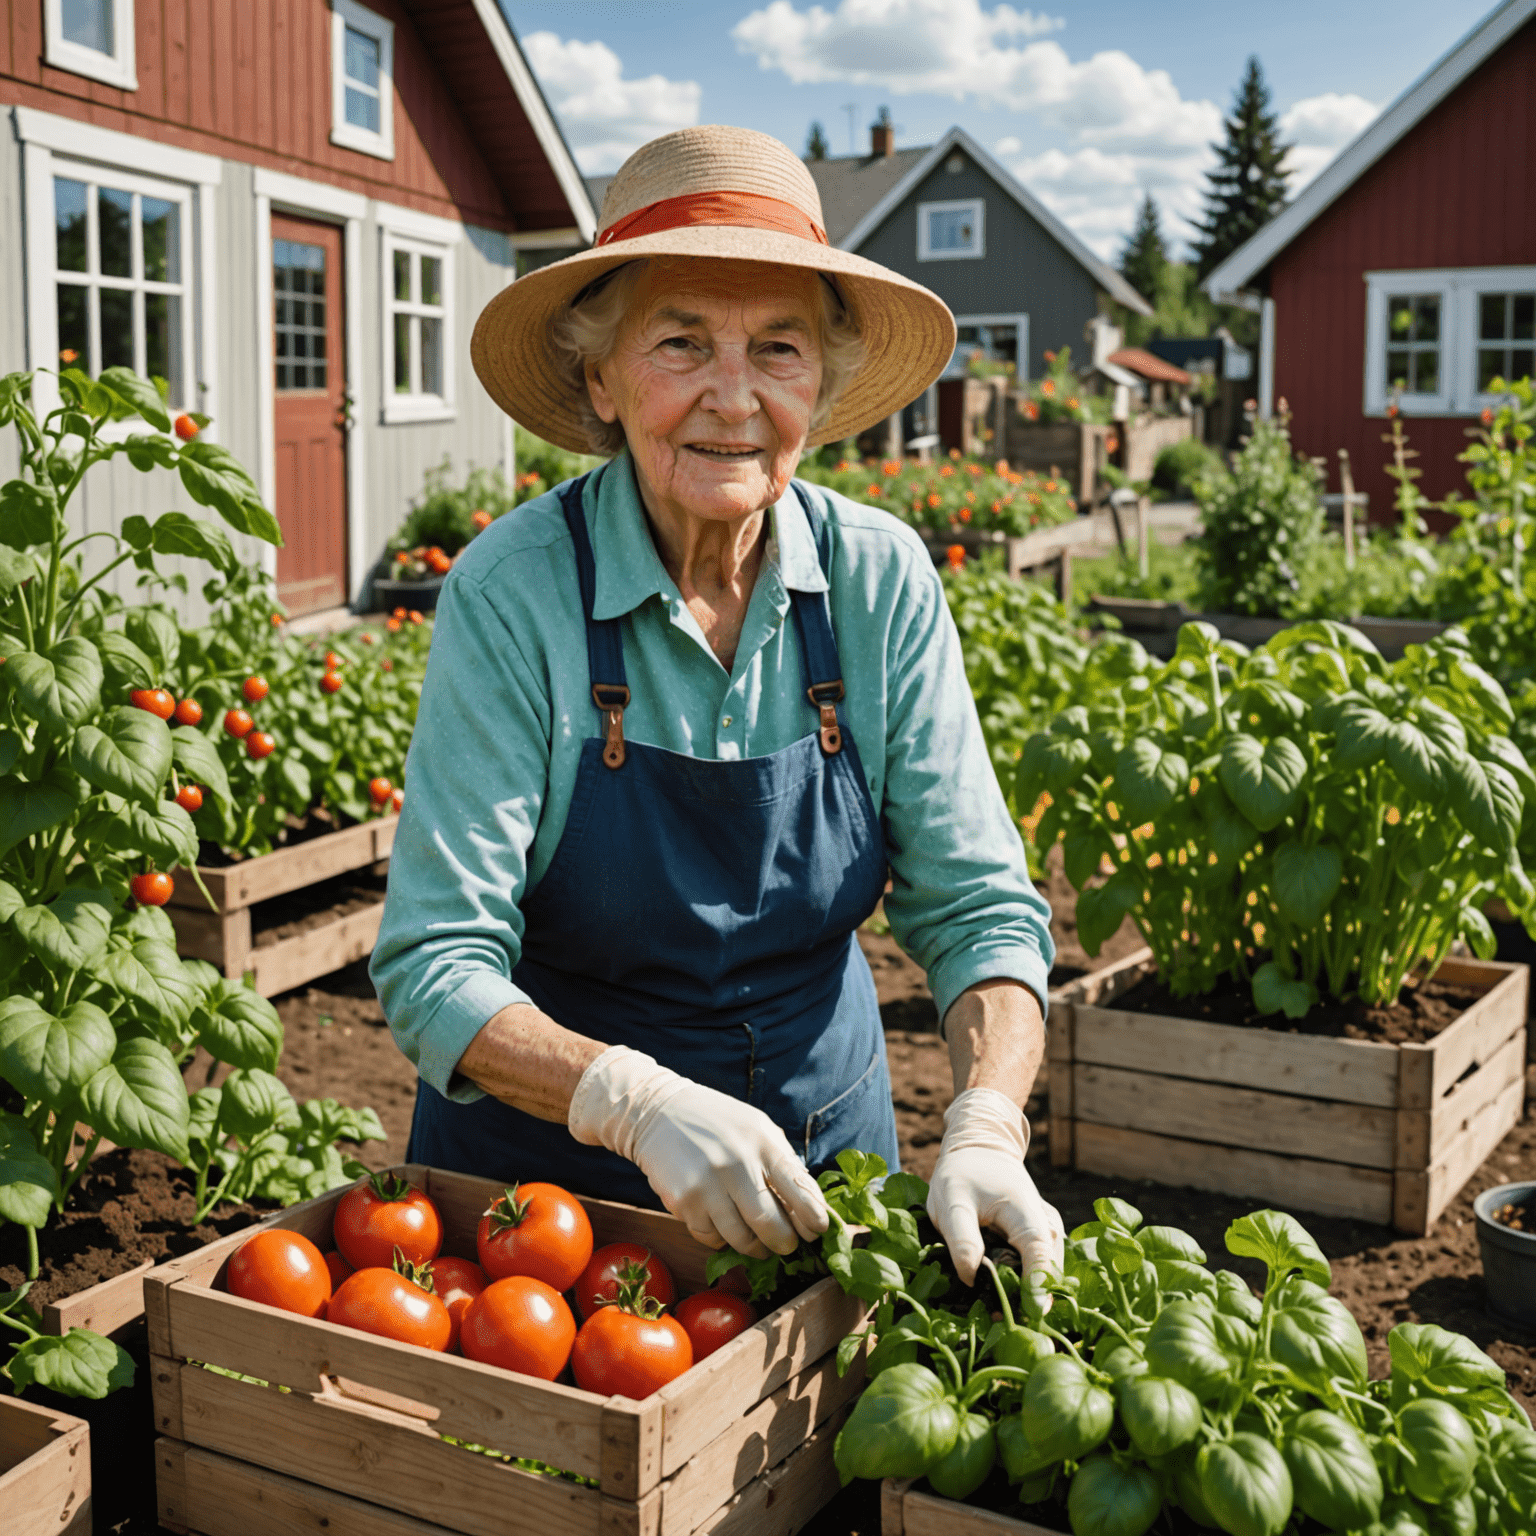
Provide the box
[1474,1181,1536,1330]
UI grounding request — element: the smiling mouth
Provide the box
[684,444,762,461]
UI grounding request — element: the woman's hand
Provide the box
[568,1045,829,1257]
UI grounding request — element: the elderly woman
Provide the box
[370,125,1062,1282]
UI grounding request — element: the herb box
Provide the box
[146,1164,866,1536]
[166,815,399,997]
[2,1395,91,1536]
[881,1478,1056,1535]
[1047,948,1528,1234]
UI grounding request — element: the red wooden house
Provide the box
[1205,0,1535,525]
[0,0,594,615]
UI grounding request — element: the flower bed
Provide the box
[1,1394,90,1536]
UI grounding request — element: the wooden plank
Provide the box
[1,1398,90,1536]
[1073,1062,1398,1168]
[602,1397,662,1502]
[1397,1030,1527,1168]
[248,901,387,997]
[696,1405,850,1536]
[151,1351,186,1441]
[159,1437,457,1536]
[1073,1121,1395,1224]
[1052,948,1154,1012]
[899,1487,1061,1536]
[1074,1005,1402,1108]
[1047,1062,1074,1169]
[659,1350,866,1536]
[175,1362,603,1536]
[163,1284,607,1477]
[882,1478,916,1536]
[1393,1074,1526,1235]
[656,1277,867,1477]
[41,1258,153,1338]
[156,1437,191,1536]
[1399,961,1526,1106]
[166,905,251,974]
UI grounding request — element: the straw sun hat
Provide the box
[471,125,957,454]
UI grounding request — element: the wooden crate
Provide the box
[1047,949,1528,1234]
[1,1395,91,1536]
[167,815,399,997]
[147,1164,866,1536]
[881,1479,1059,1535]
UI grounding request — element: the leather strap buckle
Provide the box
[592,684,630,769]
[807,680,845,756]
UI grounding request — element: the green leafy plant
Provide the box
[2,1281,134,1401]
[1151,437,1226,500]
[1018,347,1113,426]
[387,458,517,558]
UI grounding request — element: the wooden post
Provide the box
[885,410,903,462]
[1338,449,1357,571]
[1137,495,1150,581]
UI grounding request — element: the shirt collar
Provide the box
[588,454,827,624]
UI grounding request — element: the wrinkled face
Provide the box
[585,261,824,524]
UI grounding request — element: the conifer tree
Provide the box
[1193,57,1293,279]
[1120,193,1167,309]
[805,121,830,160]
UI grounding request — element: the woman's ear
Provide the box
[585,358,620,425]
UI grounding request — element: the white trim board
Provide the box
[1205,0,1536,297]
[372,200,463,245]
[253,167,367,222]
[12,105,221,186]
[837,125,1152,316]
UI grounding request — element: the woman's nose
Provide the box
[701,348,757,422]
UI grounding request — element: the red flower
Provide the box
[946,544,966,569]
[1481,407,1495,426]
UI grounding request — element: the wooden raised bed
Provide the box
[147,1163,866,1536]
[882,1478,1056,1535]
[1047,949,1528,1234]
[2,1395,91,1536]
[166,814,399,997]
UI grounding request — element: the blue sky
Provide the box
[500,0,1484,258]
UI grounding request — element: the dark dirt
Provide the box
[1114,969,1480,1045]
[250,867,390,948]
[194,806,352,868]
[1490,1190,1536,1233]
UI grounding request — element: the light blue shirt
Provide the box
[371,452,1053,1101]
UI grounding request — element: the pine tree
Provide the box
[805,121,829,160]
[1192,57,1293,280]
[1120,194,1167,309]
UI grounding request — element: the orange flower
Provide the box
[991,499,1002,513]
[867,483,882,497]
[271,612,284,625]
[946,544,966,569]
[1024,401,1040,421]
[1066,397,1079,410]
[949,447,961,460]
[1105,434,1119,453]
[1386,405,1400,419]
[1029,512,1040,526]
[967,462,982,477]
[939,464,954,478]
[386,617,402,632]
[58,348,79,364]
[1043,350,1056,362]
[393,607,408,619]
[395,551,410,564]
[472,509,493,530]
[965,490,976,503]
[1041,379,1056,397]
[1044,481,1058,493]
[1028,492,1042,506]
[409,610,424,624]
[1481,407,1495,425]
[882,459,902,476]
[927,492,942,509]
[995,459,1009,473]
[959,507,971,522]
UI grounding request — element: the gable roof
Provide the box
[1204,0,1536,297]
[804,148,931,245]
[822,126,1151,315]
[1109,347,1191,385]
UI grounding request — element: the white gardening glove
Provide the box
[926,1087,1065,1286]
[568,1045,828,1258]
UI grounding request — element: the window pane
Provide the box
[394,313,412,393]
[1387,297,1414,337]
[57,286,88,368]
[311,356,326,389]
[55,179,88,272]
[276,363,290,389]
[145,293,182,403]
[1481,292,1508,341]
[1412,296,1439,343]
[1479,348,1504,392]
[393,249,410,303]
[420,316,442,396]
[420,255,441,308]
[927,208,974,252]
[1513,349,1534,380]
[345,85,379,133]
[99,288,133,371]
[1413,349,1439,395]
[344,26,379,89]
[61,0,113,54]
[98,188,132,278]
[1513,294,1534,343]
[141,197,180,284]
[1386,349,1410,388]
[274,240,328,392]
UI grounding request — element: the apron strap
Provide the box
[559,474,631,769]
[789,482,846,757]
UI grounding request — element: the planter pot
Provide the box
[166,816,399,997]
[1,1396,90,1536]
[1474,1180,1536,1329]
[881,1478,1058,1534]
[372,574,445,614]
[147,1164,865,1536]
[1047,949,1528,1234]
[1001,420,1112,506]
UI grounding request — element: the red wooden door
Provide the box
[272,216,347,614]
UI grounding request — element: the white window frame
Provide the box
[1364,266,1536,416]
[44,0,137,91]
[950,311,1030,379]
[330,0,394,161]
[917,197,985,262]
[377,205,461,425]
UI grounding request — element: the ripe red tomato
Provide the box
[672,1289,757,1362]
[333,1173,443,1270]
[173,413,199,441]
[573,1307,692,1398]
[243,675,269,702]
[320,670,344,694]
[224,708,254,738]
[175,783,203,813]
[130,688,175,719]
[245,731,276,760]
[460,1277,574,1380]
[130,871,174,907]
[390,787,404,813]
[476,1183,593,1293]
[714,1263,753,1298]
[173,696,203,727]
[227,1229,330,1318]
[574,1244,676,1320]
[328,1266,451,1352]
[368,777,392,805]
[324,651,343,669]
[323,1250,354,1291]
[428,1255,488,1353]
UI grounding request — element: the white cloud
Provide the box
[994,135,1023,156]
[1280,91,1378,189]
[522,32,701,173]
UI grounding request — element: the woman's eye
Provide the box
[761,341,801,358]
[659,336,697,352]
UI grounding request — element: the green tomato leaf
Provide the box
[1445,752,1521,852]
[5,638,103,733]
[832,1363,959,1482]
[1224,1209,1331,1287]
[0,998,116,1102]
[78,1038,191,1161]
[171,726,232,811]
[123,608,180,676]
[14,887,114,970]
[1113,737,1188,825]
[1449,654,1513,728]
[1251,961,1317,1020]
[95,630,157,690]
[0,775,78,856]
[1197,1433,1294,1536]
[1388,1323,1505,1395]
[1065,1454,1161,1536]
[1138,1226,1206,1265]
[1215,1270,1263,1326]
[193,979,282,1071]
[219,1068,297,1140]
[1281,1409,1382,1531]
[926,1411,997,1502]
[1219,734,1307,831]
[147,511,237,573]
[1017,732,1091,803]
[0,478,61,548]
[0,1112,59,1226]
[1077,870,1140,957]
[177,440,282,545]
[100,796,198,869]
[1328,698,1394,772]
[879,1170,928,1211]
[0,545,39,594]
[186,1085,222,1152]
[1271,841,1343,927]
[1145,1299,1254,1401]
[1385,718,1444,797]
[98,365,171,432]
[69,705,174,804]
[94,940,205,1030]
[9,1327,136,1399]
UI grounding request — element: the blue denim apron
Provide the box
[407,475,899,1208]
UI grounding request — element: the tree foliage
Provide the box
[1119,194,1167,310]
[805,121,829,160]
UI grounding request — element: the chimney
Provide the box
[870,107,894,157]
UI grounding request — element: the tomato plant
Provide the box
[328,1255,451,1352]
[226,1229,331,1318]
[672,1288,756,1362]
[476,1182,593,1292]
[460,1275,576,1380]
[574,1242,676,1319]
[334,1171,443,1270]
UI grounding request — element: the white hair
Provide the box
[549,258,866,457]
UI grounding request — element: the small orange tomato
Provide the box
[130,871,174,906]
[243,675,269,702]
[360,633,375,645]
[386,617,402,632]
[368,777,392,806]
[325,651,343,669]
[173,696,203,727]
[175,784,203,813]
[246,731,276,760]
[130,688,175,720]
[409,610,424,624]
[321,671,344,693]
[224,708,254,739]
[174,413,200,441]
[428,1255,488,1353]
[271,612,284,625]
[471,509,492,530]
[390,787,404,813]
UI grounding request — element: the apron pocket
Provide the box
[803,1046,899,1171]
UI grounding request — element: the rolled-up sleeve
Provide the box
[369,572,551,1102]
[875,555,1054,1025]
